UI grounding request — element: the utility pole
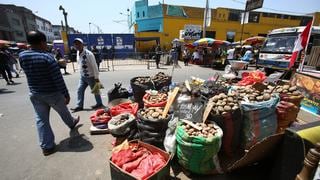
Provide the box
[202,0,209,38]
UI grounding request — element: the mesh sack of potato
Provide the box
[272,85,304,106]
[143,92,168,108]
[241,94,280,149]
[137,107,172,147]
[176,121,223,174]
[108,113,136,137]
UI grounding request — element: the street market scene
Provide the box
[1,0,320,179]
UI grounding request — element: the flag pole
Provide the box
[299,15,315,72]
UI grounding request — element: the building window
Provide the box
[300,16,313,26]
[262,13,275,18]
[143,11,145,17]
[137,12,140,18]
[12,18,20,26]
[228,10,241,21]
[291,16,301,20]
[16,31,24,37]
[249,12,260,23]
[282,15,289,19]
[226,31,235,42]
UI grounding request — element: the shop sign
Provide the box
[245,0,264,11]
[291,73,320,116]
[183,25,202,40]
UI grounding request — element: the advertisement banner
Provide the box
[183,25,202,40]
[291,72,320,116]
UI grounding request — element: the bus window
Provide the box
[261,36,296,53]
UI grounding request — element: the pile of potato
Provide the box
[210,93,240,115]
[114,114,130,126]
[139,107,168,120]
[133,77,152,85]
[265,84,301,96]
[181,122,217,138]
[145,93,167,104]
[234,86,272,102]
[151,72,170,83]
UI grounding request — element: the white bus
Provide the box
[257,26,320,72]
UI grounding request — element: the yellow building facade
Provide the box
[134,2,320,52]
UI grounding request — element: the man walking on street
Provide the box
[19,31,79,156]
[71,38,104,112]
[0,47,15,85]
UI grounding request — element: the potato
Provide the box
[227,97,234,102]
[292,91,300,96]
[224,105,232,111]
[221,101,227,106]
[283,90,288,93]
[218,106,224,112]
[289,86,297,92]
[263,93,271,101]
[256,96,263,101]
[283,85,290,90]
[212,96,219,102]
[276,88,283,93]
[232,106,239,110]
[151,112,160,118]
[229,102,235,107]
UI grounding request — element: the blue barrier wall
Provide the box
[68,33,135,59]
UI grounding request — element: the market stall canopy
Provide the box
[16,42,28,49]
[231,41,242,46]
[193,38,215,46]
[0,40,11,47]
[243,36,266,45]
[172,38,184,43]
[184,43,195,49]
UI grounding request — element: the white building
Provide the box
[35,16,54,42]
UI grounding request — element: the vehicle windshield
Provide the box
[261,35,297,53]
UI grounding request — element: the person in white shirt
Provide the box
[227,48,235,60]
[192,49,200,64]
[71,38,104,112]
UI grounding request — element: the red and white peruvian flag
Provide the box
[289,21,313,68]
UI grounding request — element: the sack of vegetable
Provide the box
[137,107,172,147]
[130,76,154,107]
[143,90,168,108]
[108,113,136,137]
[90,108,112,129]
[241,94,280,149]
[176,121,223,174]
[110,102,139,116]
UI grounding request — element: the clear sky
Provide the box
[1,0,320,33]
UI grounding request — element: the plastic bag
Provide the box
[110,102,139,116]
[91,82,104,95]
[90,108,112,128]
[107,82,129,102]
[164,117,178,156]
[241,95,279,149]
[108,113,136,136]
[238,70,266,86]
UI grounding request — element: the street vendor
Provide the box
[241,47,253,62]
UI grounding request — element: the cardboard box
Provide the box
[109,140,170,180]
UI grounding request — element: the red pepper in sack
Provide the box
[143,93,167,108]
[110,102,139,116]
[90,109,112,126]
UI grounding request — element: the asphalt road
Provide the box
[0,62,227,180]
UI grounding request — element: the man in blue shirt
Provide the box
[19,31,79,156]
